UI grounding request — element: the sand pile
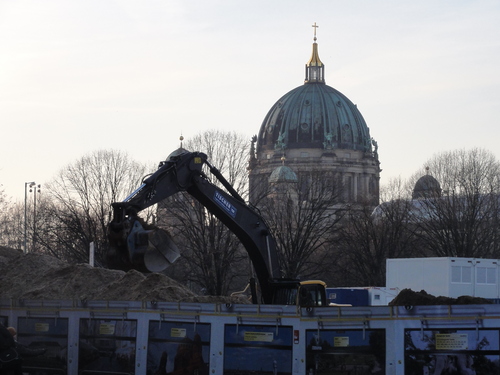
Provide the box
[0,246,249,304]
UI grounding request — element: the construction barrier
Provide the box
[1,299,499,374]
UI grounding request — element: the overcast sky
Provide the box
[1,0,499,201]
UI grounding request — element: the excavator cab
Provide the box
[298,280,327,307]
[270,279,327,307]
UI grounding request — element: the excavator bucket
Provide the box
[143,227,181,272]
[109,219,180,273]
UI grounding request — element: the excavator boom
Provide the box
[108,151,281,304]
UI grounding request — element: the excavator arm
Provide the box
[107,151,281,303]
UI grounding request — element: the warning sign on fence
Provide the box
[436,333,468,350]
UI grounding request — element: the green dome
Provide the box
[269,165,298,183]
[256,39,371,155]
[249,29,380,208]
[258,84,371,154]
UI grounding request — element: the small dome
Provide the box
[413,175,441,199]
[167,147,189,160]
[269,165,298,183]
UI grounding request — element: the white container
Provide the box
[386,257,499,299]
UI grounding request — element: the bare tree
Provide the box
[408,148,500,258]
[0,196,24,250]
[380,176,413,202]
[336,198,417,286]
[36,150,150,265]
[327,149,500,287]
[186,130,250,198]
[258,170,345,281]
[158,130,250,296]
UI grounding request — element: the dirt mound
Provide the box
[389,288,492,306]
[0,248,250,304]
[0,246,23,267]
[90,270,197,302]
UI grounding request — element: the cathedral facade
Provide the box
[248,29,381,207]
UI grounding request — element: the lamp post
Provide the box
[33,184,41,252]
[24,181,36,254]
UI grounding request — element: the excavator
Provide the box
[107,150,327,307]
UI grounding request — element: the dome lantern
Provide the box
[305,22,325,84]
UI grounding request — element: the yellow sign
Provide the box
[35,323,49,332]
[171,328,187,338]
[436,333,468,350]
[244,332,274,342]
[334,337,349,347]
[99,323,116,335]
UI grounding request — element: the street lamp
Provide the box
[24,181,36,254]
[33,183,41,252]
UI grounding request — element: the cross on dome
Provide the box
[312,22,319,41]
